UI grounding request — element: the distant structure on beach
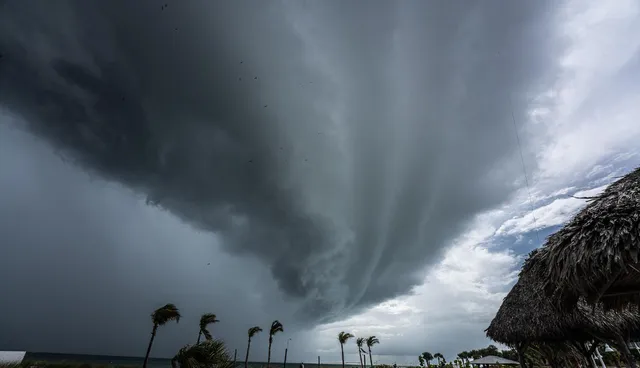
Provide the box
[0,351,26,364]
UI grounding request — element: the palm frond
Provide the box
[199,313,219,341]
[199,313,219,330]
[269,320,283,336]
[152,303,181,326]
[338,331,354,344]
[248,326,263,338]
[366,336,379,347]
[356,337,365,348]
[172,339,234,368]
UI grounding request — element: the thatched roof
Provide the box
[523,167,640,310]
[486,258,640,345]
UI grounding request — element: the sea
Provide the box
[21,352,358,368]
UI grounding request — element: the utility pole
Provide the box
[234,349,237,368]
[284,339,291,368]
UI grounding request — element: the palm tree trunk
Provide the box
[267,336,273,368]
[358,349,363,368]
[245,338,252,368]
[368,348,373,368]
[341,343,345,368]
[143,324,158,368]
[197,330,202,344]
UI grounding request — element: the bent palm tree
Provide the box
[366,336,379,368]
[356,337,365,368]
[338,332,354,368]
[267,320,283,368]
[171,339,234,368]
[143,303,181,368]
[421,352,433,367]
[433,353,443,367]
[197,313,220,343]
[245,326,262,368]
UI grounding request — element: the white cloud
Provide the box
[496,185,608,236]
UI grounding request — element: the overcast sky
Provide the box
[1,0,640,364]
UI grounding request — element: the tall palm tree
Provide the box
[338,332,354,368]
[421,352,433,368]
[365,336,379,368]
[143,303,181,368]
[197,313,220,343]
[171,339,234,368]
[433,353,443,367]
[356,337,365,368]
[267,320,283,368]
[245,326,262,368]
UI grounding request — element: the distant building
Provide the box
[0,351,26,364]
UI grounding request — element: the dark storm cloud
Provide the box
[0,0,560,329]
[0,121,304,358]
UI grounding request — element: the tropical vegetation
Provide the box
[244,326,262,368]
[197,313,219,343]
[266,320,283,368]
[356,337,365,368]
[143,303,181,368]
[337,331,354,368]
[366,336,380,368]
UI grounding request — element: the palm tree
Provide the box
[418,355,425,367]
[143,303,181,368]
[338,332,354,368]
[459,352,469,365]
[267,320,283,368]
[365,336,379,368]
[433,353,443,367]
[171,339,234,368]
[421,352,433,368]
[245,326,262,368]
[198,313,220,343]
[356,338,365,368]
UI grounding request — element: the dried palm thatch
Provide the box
[486,256,640,345]
[523,167,640,310]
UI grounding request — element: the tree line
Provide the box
[141,304,383,368]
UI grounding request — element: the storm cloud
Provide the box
[0,0,561,354]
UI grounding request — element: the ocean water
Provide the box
[22,352,356,368]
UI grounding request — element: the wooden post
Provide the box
[515,343,527,368]
[234,349,238,368]
[283,348,288,368]
[318,356,321,368]
[615,335,637,368]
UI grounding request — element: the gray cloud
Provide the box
[0,120,307,359]
[0,0,561,357]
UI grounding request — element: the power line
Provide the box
[509,96,541,245]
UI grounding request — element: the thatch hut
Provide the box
[524,167,640,311]
[486,255,640,367]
